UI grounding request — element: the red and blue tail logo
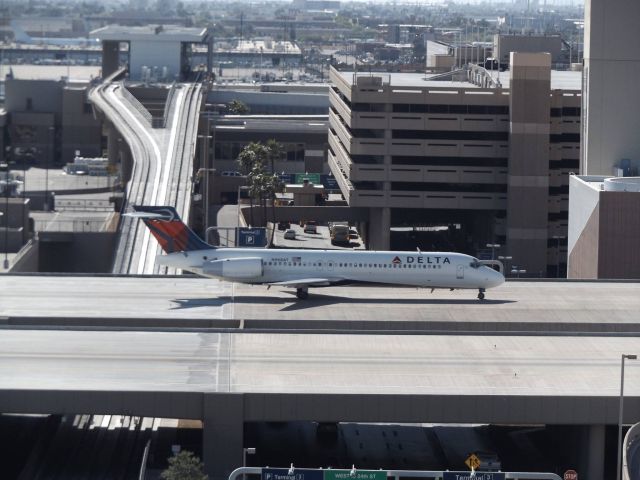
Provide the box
[131,205,213,254]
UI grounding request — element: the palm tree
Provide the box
[265,139,284,173]
[227,99,250,114]
[237,141,285,235]
[264,172,284,245]
[237,142,269,225]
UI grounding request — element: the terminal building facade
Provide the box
[328,53,581,276]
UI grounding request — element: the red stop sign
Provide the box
[564,470,578,480]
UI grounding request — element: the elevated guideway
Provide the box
[89,80,203,275]
[625,422,640,480]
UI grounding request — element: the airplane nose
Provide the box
[487,267,505,288]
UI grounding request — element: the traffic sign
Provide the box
[295,173,321,184]
[262,468,323,480]
[323,470,386,480]
[465,453,481,471]
[237,227,267,247]
[443,472,505,480]
[564,470,578,480]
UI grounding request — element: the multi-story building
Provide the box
[328,53,581,276]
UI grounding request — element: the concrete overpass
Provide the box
[1,275,640,478]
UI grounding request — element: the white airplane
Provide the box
[128,206,504,300]
[10,21,100,47]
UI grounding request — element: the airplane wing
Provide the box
[267,278,343,288]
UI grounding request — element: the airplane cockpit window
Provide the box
[470,258,482,269]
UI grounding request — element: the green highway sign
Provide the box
[294,173,321,184]
[323,470,386,480]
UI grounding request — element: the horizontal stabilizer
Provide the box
[268,278,342,288]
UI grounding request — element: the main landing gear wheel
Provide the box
[296,287,309,300]
[477,288,486,300]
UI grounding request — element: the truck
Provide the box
[329,222,350,245]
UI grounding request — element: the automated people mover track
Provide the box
[89,81,203,275]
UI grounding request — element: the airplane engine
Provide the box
[203,257,263,279]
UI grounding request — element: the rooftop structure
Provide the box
[568,175,640,279]
[91,24,209,81]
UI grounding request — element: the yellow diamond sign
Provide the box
[465,453,481,471]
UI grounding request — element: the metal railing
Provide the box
[34,218,111,233]
[119,82,153,127]
[55,198,113,212]
[228,467,562,480]
[154,81,178,129]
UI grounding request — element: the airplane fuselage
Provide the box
[158,248,504,290]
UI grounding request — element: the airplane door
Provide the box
[326,260,335,272]
[315,260,324,272]
[456,264,464,279]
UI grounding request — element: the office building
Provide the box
[582,0,640,176]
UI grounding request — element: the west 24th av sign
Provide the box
[262,469,387,480]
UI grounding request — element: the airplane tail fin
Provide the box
[126,205,214,254]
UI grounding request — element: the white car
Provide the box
[284,229,296,240]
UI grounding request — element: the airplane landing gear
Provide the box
[296,287,309,300]
[477,288,486,300]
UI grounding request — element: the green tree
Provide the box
[265,139,284,173]
[236,141,285,232]
[228,99,250,115]
[161,451,208,480]
[237,142,268,225]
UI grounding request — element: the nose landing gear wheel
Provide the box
[478,288,486,300]
[296,287,309,300]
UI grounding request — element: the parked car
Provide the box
[284,229,296,240]
[277,221,291,231]
[221,171,242,177]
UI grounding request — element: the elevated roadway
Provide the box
[1,275,639,478]
[89,81,202,275]
[1,275,640,333]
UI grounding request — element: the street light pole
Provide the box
[242,447,256,480]
[486,243,500,261]
[552,235,565,278]
[618,353,637,480]
[498,255,512,277]
[2,163,9,270]
[45,126,54,211]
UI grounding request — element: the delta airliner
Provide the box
[128,206,504,300]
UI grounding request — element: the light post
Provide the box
[486,243,500,261]
[198,115,214,242]
[552,235,565,278]
[243,447,256,480]
[498,255,512,276]
[617,354,637,480]
[510,266,526,278]
[2,164,8,270]
[45,126,54,211]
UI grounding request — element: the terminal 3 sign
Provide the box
[443,473,505,480]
